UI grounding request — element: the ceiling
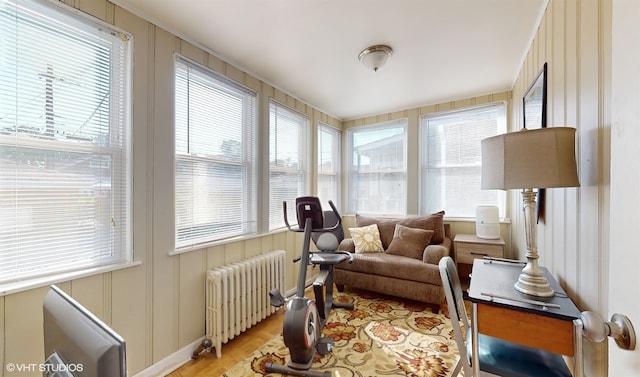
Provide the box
[112,0,547,120]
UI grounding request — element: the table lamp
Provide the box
[481,127,579,297]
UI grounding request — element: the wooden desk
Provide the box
[468,259,582,377]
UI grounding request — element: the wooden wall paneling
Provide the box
[112,265,147,374]
[113,6,153,372]
[406,108,419,213]
[152,26,180,362]
[0,296,4,376]
[598,0,612,320]
[206,53,226,75]
[511,0,609,317]
[178,251,207,347]
[77,0,109,21]
[225,241,246,264]
[244,237,264,259]
[205,244,226,270]
[577,0,606,313]
[4,287,48,374]
[548,0,567,292]
[562,1,581,302]
[180,40,206,65]
[71,274,107,321]
[222,62,243,85]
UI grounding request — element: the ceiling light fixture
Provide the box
[358,45,393,72]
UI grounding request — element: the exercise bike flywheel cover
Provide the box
[283,297,319,350]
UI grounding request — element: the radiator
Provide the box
[206,249,286,358]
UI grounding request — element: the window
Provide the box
[175,57,257,250]
[420,103,506,218]
[0,0,132,284]
[317,123,341,208]
[347,120,407,215]
[269,101,308,230]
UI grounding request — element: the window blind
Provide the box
[347,120,407,215]
[0,0,132,283]
[269,101,308,230]
[317,123,340,208]
[175,57,257,250]
[420,103,506,217]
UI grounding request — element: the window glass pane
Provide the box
[420,103,506,217]
[0,0,131,283]
[347,121,407,215]
[317,123,340,208]
[269,102,308,230]
[175,58,257,249]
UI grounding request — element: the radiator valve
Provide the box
[191,338,213,360]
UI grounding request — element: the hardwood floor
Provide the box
[167,308,284,377]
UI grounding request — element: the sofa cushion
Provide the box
[386,225,434,259]
[348,224,384,253]
[337,253,441,285]
[356,211,446,248]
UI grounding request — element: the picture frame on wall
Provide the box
[523,62,547,130]
[523,62,548,222]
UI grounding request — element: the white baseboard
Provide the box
[132,337,203,377]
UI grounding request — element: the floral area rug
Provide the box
[222,289,462,377]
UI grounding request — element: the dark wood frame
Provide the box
[522,62,548,222]
[523,62,547,130]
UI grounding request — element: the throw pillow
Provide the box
[348,224,384,254]
[356,210,446,246]
[386,225,435,260]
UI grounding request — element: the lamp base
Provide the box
[514,270,554,297]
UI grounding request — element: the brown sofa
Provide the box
[335,213,451,312]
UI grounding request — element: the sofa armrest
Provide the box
[338,238,356,253]
[422,237,452,264]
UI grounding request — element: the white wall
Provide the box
[609,0,640,373]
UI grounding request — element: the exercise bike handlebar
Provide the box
[282,199,342,233]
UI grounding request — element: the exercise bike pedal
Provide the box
[269,288,286,308]
[315,337,334,355]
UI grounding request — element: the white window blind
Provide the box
[317,123,340,208]
[0,0,132,284]
[347,120,407,215]
[420,103,506,217]
[175,57,257,250]
[269,101,308,230]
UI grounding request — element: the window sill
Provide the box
[170,228,289,256]
[0,260,142,297]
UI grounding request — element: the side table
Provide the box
[453,234,505,279]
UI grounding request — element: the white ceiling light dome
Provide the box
[358,45,393,72]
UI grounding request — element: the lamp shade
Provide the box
[481,127,580,190]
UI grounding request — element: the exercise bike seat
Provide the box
[310,208,353,265]
[310,252,352,265]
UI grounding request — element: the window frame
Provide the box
[268,100,310,230]
[0,0,133,288]
[419,102,507,218]
[173,55,258,251]
[346,119,408,216]
[317,122,341,209]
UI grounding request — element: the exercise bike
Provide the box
[266,197,354,377]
